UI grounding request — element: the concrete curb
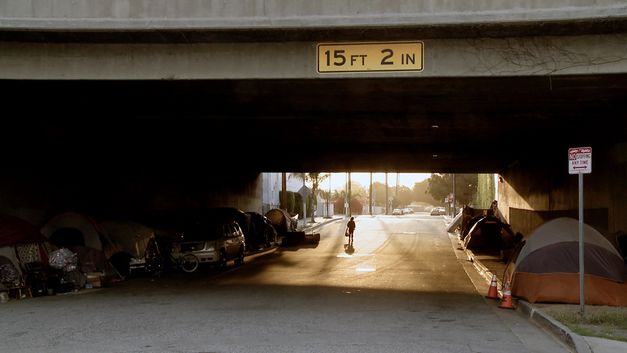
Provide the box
[302,216,344,233]
[517,300,593,353]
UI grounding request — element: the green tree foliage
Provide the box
[411,180,439,204]
[333,190,347,215]
[350,198,363,215]
[293,192,303,218]
[427,174,478,206]
[279,190,296,214]
[348,181,367,198]
[475,174,496,208]
[371,181,390,206]
[391,186,413,208]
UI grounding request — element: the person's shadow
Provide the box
[344,243,355,255]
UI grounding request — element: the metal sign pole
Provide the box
[579,173,585,316]
[569,146,591,317]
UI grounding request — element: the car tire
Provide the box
[234,247,244,267]
[180,253,199,273]
[217,249,228,269]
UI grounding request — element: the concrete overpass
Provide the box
[1,1,626,237]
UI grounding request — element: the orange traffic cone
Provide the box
[498,280,515,309]
[485,274,499,299]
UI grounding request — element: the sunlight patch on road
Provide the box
[356,265,376,272]
[336,252,377,272]
[336,253,372,258]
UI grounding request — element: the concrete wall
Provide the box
[498,142,627,246]
[1,1,625,29]
[0,167,262,230]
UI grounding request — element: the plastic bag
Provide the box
[49,248,78,272]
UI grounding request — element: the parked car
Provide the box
[430,207,446,216]
[170,212,246,270]
[392,208,404,215]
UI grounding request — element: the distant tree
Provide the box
[396,186,413,207]
[350,198,363,215]
[307,173,329,221]
[371,181,390,206]
[347,181,367,198]
[411,180,439,204]
[279,190,296,214]
[333,190,347,215]
[294,192,303,217]
[427,174,478,206]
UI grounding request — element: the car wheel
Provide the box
[217,249,228,269]
[180,253,199,273]
[234,247,245,266]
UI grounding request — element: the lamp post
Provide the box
[369,172,373,215]
[385,172,389,215]
[348,171,352,217]
[326,173,331,218]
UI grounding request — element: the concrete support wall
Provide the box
[499,142,627,245]
[0,167,262,229]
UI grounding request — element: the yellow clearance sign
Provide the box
[317,41,424,73]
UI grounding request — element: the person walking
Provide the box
[346,217,356,245]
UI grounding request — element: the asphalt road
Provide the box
[0,213,570,353]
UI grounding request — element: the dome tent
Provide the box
[41,212,111,251]
[504,217,627,306]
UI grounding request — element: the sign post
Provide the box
[568,146,592,316]
[298,185,311,229]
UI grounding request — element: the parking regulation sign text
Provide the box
[568,147,592,174]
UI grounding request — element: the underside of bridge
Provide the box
[3,74,627,173]
[1,2,627,232]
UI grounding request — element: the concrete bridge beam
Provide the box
[2,34,627,79]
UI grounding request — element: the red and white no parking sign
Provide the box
[568,147,592,174]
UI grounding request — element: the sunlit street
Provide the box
[1,213,569,353]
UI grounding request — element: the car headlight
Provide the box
[204,242,215,252]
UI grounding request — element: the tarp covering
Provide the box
[463,215,515,250]
[506,217,627,306]
[101,221,155,259]
[265,208,297,234]
[445,209,463,233]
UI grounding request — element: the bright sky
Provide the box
[324,172,431,191]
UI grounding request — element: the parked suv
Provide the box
[171,215,246,270]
